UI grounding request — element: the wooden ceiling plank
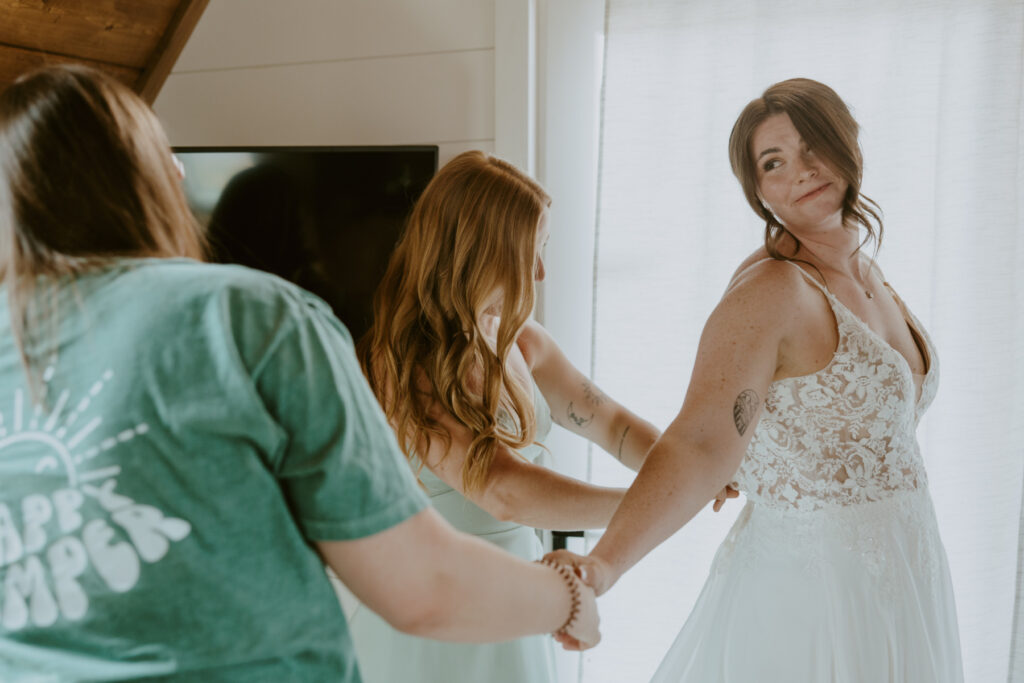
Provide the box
[0,42,140,95]
[0,0,177,68]
[136,0,208,104]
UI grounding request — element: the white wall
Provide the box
[155,0,497,165]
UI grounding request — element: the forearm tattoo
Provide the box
[732,389,760,436]
[581,380,607,406]
[566,402,593,427]
[616,425,631,460]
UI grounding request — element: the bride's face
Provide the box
[752,113,848,234]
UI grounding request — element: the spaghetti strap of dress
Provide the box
[780,259,831,297]
[732,257,776,282]
[736,257,831,298]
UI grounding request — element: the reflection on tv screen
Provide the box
[175,146,438,341]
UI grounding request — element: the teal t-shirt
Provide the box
[0,258,428,681]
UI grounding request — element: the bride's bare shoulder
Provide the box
[724,249,806,298]
[730,247,773,280]
[703,256,816,353]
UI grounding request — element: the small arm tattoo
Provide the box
[616,425,631,460]
[566,401,594,427]
[581,380,607,406]
[732,389,760,436]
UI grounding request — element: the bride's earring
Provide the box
[760,200,779,223]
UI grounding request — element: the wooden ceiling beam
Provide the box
[0,0,177,68]
[0,41,140,94]
[0,0,207,102]
[136,0,208,104]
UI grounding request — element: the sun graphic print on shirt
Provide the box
[0,367,191,631]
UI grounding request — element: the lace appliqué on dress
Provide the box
[733,291,938,513]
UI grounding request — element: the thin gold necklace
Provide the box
[860,265,876,300]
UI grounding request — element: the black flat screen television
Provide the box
[174,145,438,341]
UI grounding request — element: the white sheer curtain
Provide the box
[585,1,1024,682]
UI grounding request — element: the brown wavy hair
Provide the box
[728,78,883,261]
[359,151,551,491]
[0,65,205,389]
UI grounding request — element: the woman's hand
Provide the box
[543,549,617,597]
[713,483,740,512]
[545,484,738,596]
[556,576,601,650]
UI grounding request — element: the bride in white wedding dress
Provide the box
[546,78,963,682]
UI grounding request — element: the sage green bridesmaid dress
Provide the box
[348,383,557,683]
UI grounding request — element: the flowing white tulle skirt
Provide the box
[652,488,963,683]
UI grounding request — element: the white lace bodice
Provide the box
[733,269,939,511]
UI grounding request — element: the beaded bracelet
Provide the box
[536,558,581,636]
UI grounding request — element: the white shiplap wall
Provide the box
[154,0,497,164]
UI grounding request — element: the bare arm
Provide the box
[316,507,598,645]
[519,319,660,471]
[422,402,626,530]
[555,266,795,594]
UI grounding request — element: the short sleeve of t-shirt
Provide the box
[224,282,428,541]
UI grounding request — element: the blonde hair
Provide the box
[0,65,205,389]
[360,151,551,491]
[728,78,883,260]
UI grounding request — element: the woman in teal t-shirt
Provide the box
[0,65,599,682]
